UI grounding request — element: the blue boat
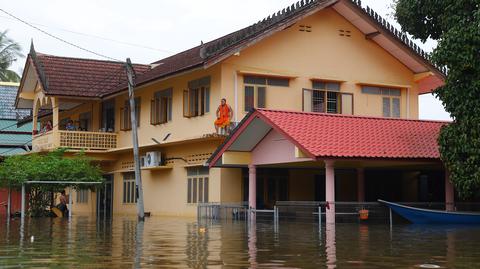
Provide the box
[378,199,480,224]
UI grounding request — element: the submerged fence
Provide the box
[197,201,480,224]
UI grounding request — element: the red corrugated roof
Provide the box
[34,53,150,98]
[257,109,447,159]
[208,109,448,166]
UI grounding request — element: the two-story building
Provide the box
[15,0,447,218]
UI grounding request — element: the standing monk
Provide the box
[214,98,233,135]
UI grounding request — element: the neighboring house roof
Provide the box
[0,83,33,156]
[208,109,448,166]
[0,82,31,120]
[25,44,151,98]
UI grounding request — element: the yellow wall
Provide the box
[222,8,419,120]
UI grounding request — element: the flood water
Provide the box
[1,216,480,268]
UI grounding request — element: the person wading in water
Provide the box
[214,98,233,135]
[57,190,69,216]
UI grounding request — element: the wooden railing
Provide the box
[32,130,118,151]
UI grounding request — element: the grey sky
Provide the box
[0,0,450,120]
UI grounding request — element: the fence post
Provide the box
[318,206,322,232]
[389,208,393,228]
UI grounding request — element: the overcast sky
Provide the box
[0,0,450,120]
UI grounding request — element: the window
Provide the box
[383,97,401,118]
[361,86,401,118]
[151,88,173,125]
[303,81,353,114]
[187,167,209,204]
[120,97,141,131]
[76,189,88,204]
[123,172,137,204]
[243,75,289,87]
[243,75,280,111]
[183,77,210,117]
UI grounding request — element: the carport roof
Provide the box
[208,109,449,167]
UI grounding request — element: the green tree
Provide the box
[394,0,480,198]
[0,30,23,82]
[0,149,104,216]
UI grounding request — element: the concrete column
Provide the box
[21,184,25,220]
[357,168,365,202]
[52,98,60,131]
[325,160,335,224]
[248,164,256,210]
[445,172,454,211]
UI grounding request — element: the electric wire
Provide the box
[0,14,173,54]
[0,8,121,62]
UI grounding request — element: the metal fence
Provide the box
[197,201,480,224]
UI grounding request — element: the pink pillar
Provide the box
[357,168,365,202]
[445,172,454,211]
[325,160,335,224]
[248,165,256,210]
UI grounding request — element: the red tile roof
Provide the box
[258,109,447,159]
[32,53,150,98]
[209,109,448,166]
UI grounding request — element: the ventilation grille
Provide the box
[299,25,312,32]
[338,29,351,37]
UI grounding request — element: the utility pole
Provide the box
[125,58,145,221]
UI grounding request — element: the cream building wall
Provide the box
[48,7,426,217]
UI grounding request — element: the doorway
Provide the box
[101,99,115,132]
[97,174,114,218]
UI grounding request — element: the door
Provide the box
[97,174,114,218]
[101,99,115,132]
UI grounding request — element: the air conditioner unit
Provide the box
[144,151,162,167]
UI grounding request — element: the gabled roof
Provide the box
[132,0,445,91]
[23,44,150,98]
[208,109,448,167]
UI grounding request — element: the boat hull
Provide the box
[378,200,480,224]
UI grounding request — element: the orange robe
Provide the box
[214,104,231,128]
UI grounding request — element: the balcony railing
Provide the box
[32,130,118,152]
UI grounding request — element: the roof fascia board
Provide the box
[203,0,339,69]
[340,0,445,79]
[101,64,204,100]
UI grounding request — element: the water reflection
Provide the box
[1,216,480,268]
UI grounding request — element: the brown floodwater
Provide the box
[0,216,479,268]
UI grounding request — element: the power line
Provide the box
[0,14,174,54]
[0,8,121,62]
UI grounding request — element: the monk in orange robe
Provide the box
[214,98,233,134]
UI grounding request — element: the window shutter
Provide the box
[257,86,266,108]
[341,93,353,115]
[382,97,391,117]
[244,86,254,111]
[303,89,312,112]
[183,90,190,117]
[205,87,210,113]
[168,95,173,121]
[187,178,192,203]
[135,97,141,127]
[150,99,156,124]
[392,98,400,118]
[204,177,209,203]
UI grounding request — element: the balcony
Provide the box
[32,130,118,152]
